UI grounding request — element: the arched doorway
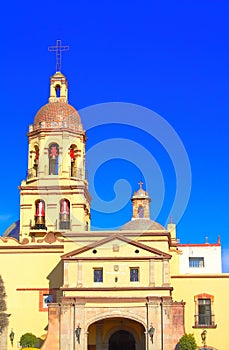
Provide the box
[109,330,135,350]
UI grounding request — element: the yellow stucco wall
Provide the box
[0,241,64,348]
[172,275,229,349]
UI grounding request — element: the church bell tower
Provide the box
[19,43,91,242]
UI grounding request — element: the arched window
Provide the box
[138,205,144,218]
[35,200,46,229]
[69,145,77,177]
[49,143,59,175]
[59,199,70,229]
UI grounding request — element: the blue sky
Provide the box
[0,1,229,270]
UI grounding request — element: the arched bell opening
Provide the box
[49,143,59,175]
[55,84,61,98]
[69,144,77,177]
[33,145,39,176]
[28,144,39,180]
[59,199,70,230]
[138,205,144,218]
[34,199,46,229]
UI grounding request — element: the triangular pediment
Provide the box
[61,233,171,259]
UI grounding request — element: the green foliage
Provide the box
[20,333,38,348]
[0,275,9,334]
[178,333,198,350]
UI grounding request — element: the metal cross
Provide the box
[48,40,69,72]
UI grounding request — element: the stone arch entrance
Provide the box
[109,330,135,350]
[87,317,145,350]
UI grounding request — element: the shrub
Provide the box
[178,333,198,350]
[20,333,38,348]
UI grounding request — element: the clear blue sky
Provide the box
[0,1,229,270]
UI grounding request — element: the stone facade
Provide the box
[42,296,185,350]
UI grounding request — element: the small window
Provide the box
[94,269,103,283]
[189,257,204,268]
[130,268,139,282]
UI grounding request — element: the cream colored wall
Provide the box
[172,275,229,349]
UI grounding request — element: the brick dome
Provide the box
[33,101,82,131]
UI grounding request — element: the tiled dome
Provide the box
[33,101,82,131]
[120,218,165,231]
[3,220,20,240]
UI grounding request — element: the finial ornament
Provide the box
[48,39,69,72]
[138,181,143,189]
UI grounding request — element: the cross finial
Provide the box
[138,181,143,189]
[48,39,69,72]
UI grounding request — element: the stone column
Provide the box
[60,303,74,350]
[146,297,161,350]
[162,259,170,286]
[149,259,155,287]
[42,303,60,350]
[77,260,83,287]
[74,301,86,350]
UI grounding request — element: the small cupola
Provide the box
[49,72,68,102]
[131,182,151,219]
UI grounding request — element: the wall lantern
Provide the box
[201,329,207,347]
[75,324,81,344]
[9,329,15,346]
[148,324,155,343]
